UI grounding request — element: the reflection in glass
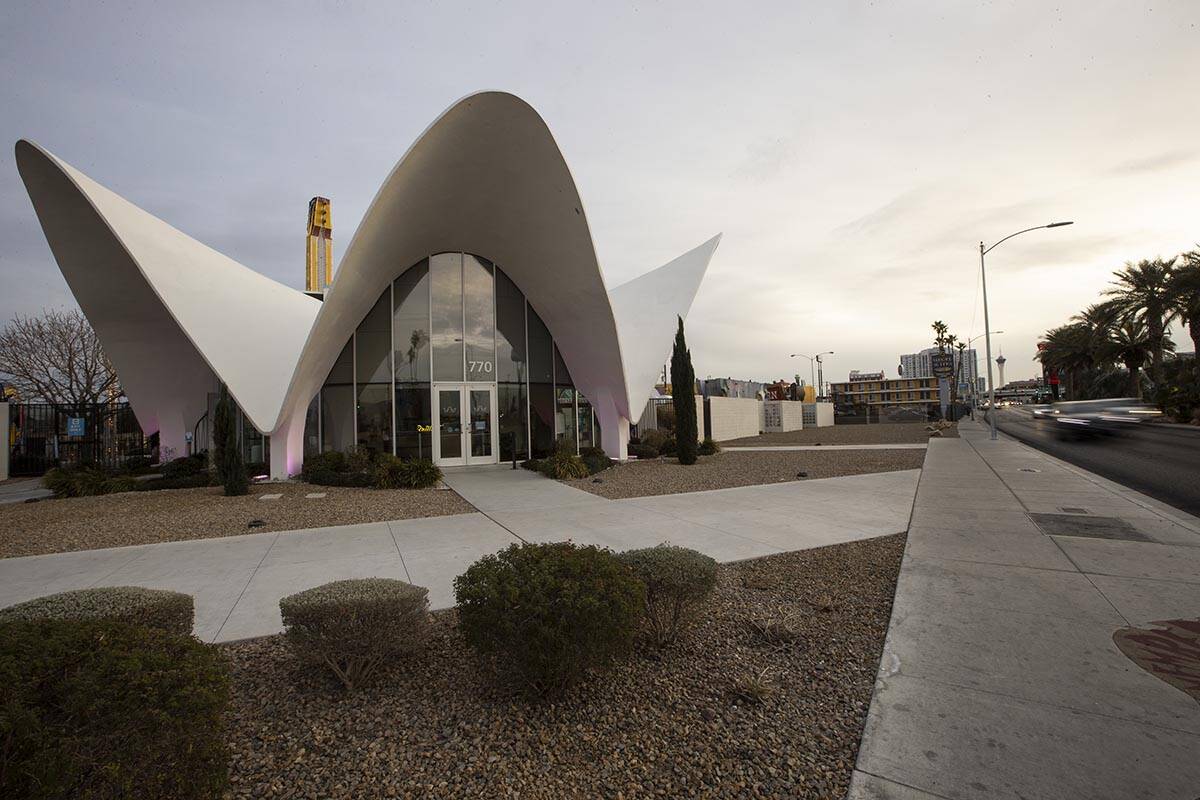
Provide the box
[356,290,391,384]
[431,253,464,381]
[528,307,554,457]
[554,344,576,452]
[393,260,430,383]
[438,389,462,460]
[499,382,527,461]
[303,395,320,458]
[470,390,492,457]
[327,338,354,385]
[464,255,495,381]
[577,396,593,450]
[321,385,354,453]
[495,268,526,382]
[395,384,431,460]
[356,383,392,453]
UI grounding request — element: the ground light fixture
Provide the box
[980,221,1074,440]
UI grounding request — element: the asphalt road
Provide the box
[988,407,1200,517]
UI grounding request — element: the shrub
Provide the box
[43,464,109,497]
[659,435,678,457]
[537,441,590,480]
[580,446,613,475]
[280,578,429,691]
[101,475,139,493]
[520,458,542,472]
[698,438,720,456]
[302,449,348,478]
[122,455,153,473]
[160,454,206,479]
[135,473,218,491]
[628,443,659,460]
[639,428,670,453]
[0,619,229,800]
[454,542,644,696]
[671,316,699,465]
[619,545,718,647]
[0,586,195,636]
[304,469,375,488]
[373,454,442,489]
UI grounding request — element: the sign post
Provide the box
[931,352,954,420]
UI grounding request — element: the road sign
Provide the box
[66,417,85,437]
[931,352,955,379]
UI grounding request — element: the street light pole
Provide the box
[980,221,1073,440]
[965,330,1002,416]
[790,351,833,398]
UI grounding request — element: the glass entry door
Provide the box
[433,384,497,466]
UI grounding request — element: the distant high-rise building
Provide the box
[899,346,979,389]
[305,197,333,295]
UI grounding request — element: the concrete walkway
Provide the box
[0,467,918,643]
[725,444,929,451]
[850,420,1200,800]
[0,477,53,505]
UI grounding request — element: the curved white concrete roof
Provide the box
[17,91,719,471]
[16,141,321,436]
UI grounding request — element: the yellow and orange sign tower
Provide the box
[305,197,333,294]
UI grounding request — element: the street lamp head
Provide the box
[1046,221,1074,228]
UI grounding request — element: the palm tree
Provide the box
[1037,323,1093,399]
[1070,300,1121,365]
[931,320,949,352]
[1102,318,1157,398]
[1104,258,1178,387]
[1170,248,1200,356]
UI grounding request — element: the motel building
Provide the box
[16,92,720,478]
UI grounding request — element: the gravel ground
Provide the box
[564,449,925,499]
[0,482,473,559]
[724,421,957,447]
[221,533,906,800]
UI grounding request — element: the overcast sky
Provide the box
[2,1,1197,386]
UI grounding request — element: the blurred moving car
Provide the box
[1048,398,1162,437]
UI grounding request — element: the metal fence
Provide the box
[7,402,148,476]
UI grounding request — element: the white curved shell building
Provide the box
[17,92,719,478]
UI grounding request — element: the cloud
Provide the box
[1108,150,1198,175]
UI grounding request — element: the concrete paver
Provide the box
[0,467,920,642]
[851,420,1200,800]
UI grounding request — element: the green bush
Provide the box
[698,438,720,456]
[0,619,229,800]
[122,455,153,473]
[639,429,670,453]
[134,473,218,491]
[373,454,442,489]
[0,586,195,636]
[160,454,206,479]
[101,475,139,493]
[659,435,678,457]
[520,458,542,472]
[537,446,590,480]
[454,542,644,697]
[43,464,109,497]
[580,446,613,475]
[304,469,375,488]
[280,578,429,691]
[628,443,659,460]
[302,449,348,477]
[670,316,699,465]
[619,545,718,647]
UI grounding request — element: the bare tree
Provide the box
[0,308,120,407]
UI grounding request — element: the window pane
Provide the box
[356,290,391,384]
[321,385,354,452]
[499,382,528,461]
[464,254,495,381]
[431,253,463,381]
[303,394,320,458]
[495,267,526,384]
[438,388,462,459]
[356,383,392,454]
[528,306,554,457]
[470,389,492,457]
[393,260,430,384]
[327,338,353,385]
[395,383,432,460]
[555,385,576,452]
[577,396,593,450]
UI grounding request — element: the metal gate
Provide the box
[7,403,147,476]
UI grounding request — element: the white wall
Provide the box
[763,400,805,432]
[0,403,8,481]
[803,402,835,428]
[706,397,761,441]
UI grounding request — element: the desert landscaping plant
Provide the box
[537,440,590,479]
[698,437,720,456]
[619,545,718,647]
[43,464,110,497]
[670,316,699,465]
[579,446,613,475]
[0,619,230,800]
[627,443,659,459]
[372,453,443,489]
[0,585,195,636]
[279,578,430,691]
[454,541,644,696]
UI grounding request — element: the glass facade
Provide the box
[315,252,598,465]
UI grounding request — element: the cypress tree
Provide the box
[671,316,698,466]
[214,386,249,496]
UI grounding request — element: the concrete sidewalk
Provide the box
[724,444,929,452]
[0,477,53,505]
[850,420,1200,800]
[0,468,918,643]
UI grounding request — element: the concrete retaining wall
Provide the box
[803,402,835,428]
[763,400,805,432]
[706,396,762,441]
